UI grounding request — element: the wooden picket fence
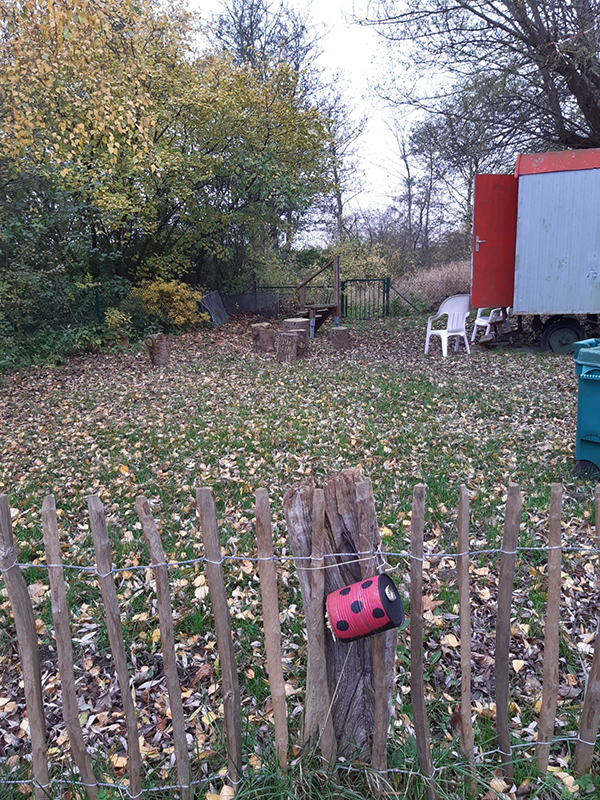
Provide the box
[0,481,599,800]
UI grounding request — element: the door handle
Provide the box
[475,235,486,252]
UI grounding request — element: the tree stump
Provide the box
[290,328,309,358]
[258,327,275,353]
[145,333,169,366]
[331,326,350,351]
[276,332,297,363]
[251,322,272,350]
[282,318,310,336]
[283,468,398,761]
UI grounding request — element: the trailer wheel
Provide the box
[541,317,585,353]
[574,459,600,478]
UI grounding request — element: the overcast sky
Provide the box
[190,0,400,211]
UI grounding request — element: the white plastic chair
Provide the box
[424,293,471,357]
[471,307,511,342]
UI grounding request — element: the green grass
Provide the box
[1,317,599,797]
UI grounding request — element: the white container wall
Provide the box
[513,168,600,314]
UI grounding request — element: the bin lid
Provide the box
[574,338,600,366]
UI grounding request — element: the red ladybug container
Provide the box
[326,573,404,642]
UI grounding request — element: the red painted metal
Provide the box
[471,174,518,308]
[515,148,600,176]
[326,573,404,642]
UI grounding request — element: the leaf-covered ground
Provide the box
[0,316,599,799]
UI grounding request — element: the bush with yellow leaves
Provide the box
[139,279,210,330]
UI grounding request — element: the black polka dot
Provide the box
[336,620,350,632]
[340,587,351,596]
[351,600,363,614]
[372,607,385,619]
[361,580,373,589]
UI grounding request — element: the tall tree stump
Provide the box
[331,326,350,351]
[251,322,272,350]
[283,468,398,760]
[290,328,309,358]
[145,333,169,366]
[277,332,297,363]
[259,326,275,353]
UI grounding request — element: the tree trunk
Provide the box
[259,327,275,353]
[282,319,309,357]
[277,332,297,363]
[283,468,397,760]
[145,333,169,366]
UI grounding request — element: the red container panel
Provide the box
[471,174,518,309]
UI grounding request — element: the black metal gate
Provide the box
[340,278,390,320]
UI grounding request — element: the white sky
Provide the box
[190,0,400,211]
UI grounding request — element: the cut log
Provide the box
[277,332,297,363]
[145,333,169,366]
[331,326,350,351]
[251,322,272,350]
[283,468,397,760]
[259,326,275,353]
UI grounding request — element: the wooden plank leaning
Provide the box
[196,487,242,793]
[536,483,562,774]
[41,495,98,799]
[495,483,522,780]
[457,486,475,790]
[356,477,388,773]
[409,484,438,800]
[87,495,142,799]
[255,488,288,770]
[135,496,191,799]
[302,487,336,762]
[0,495,49,800]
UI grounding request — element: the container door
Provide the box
[471,175,518,308]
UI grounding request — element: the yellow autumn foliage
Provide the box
[139,280,210,329]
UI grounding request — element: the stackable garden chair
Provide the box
[471,307,511,342]
[424,293,471,357]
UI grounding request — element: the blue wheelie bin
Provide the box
[573,338,600,476]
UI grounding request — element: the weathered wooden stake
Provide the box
[304,488,336,762]
[196,487,242,792]
[410,485,438,800]
[495,483,522,779]
[575,618,600,775]
[135,497,191,799]
[0,496,49,800]
[255,489,288,770]
[41,496,98,799]
[356,478,389,773]
[537,484,563,774]
[457,486,475,789]
[87,495,142,799]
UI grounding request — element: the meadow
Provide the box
[0,316,598,799]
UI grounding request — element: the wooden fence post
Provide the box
[457,486,475,788]
[135,497,191,799]
[255,489,288,771]
[0,495,49,800]
[410,484,438,800]
[196,487,242,793]
[575,486,600,776]
[41,496,98,799]
[537,484,563,774]
[87,495,142,799]
[495,483,522,780]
